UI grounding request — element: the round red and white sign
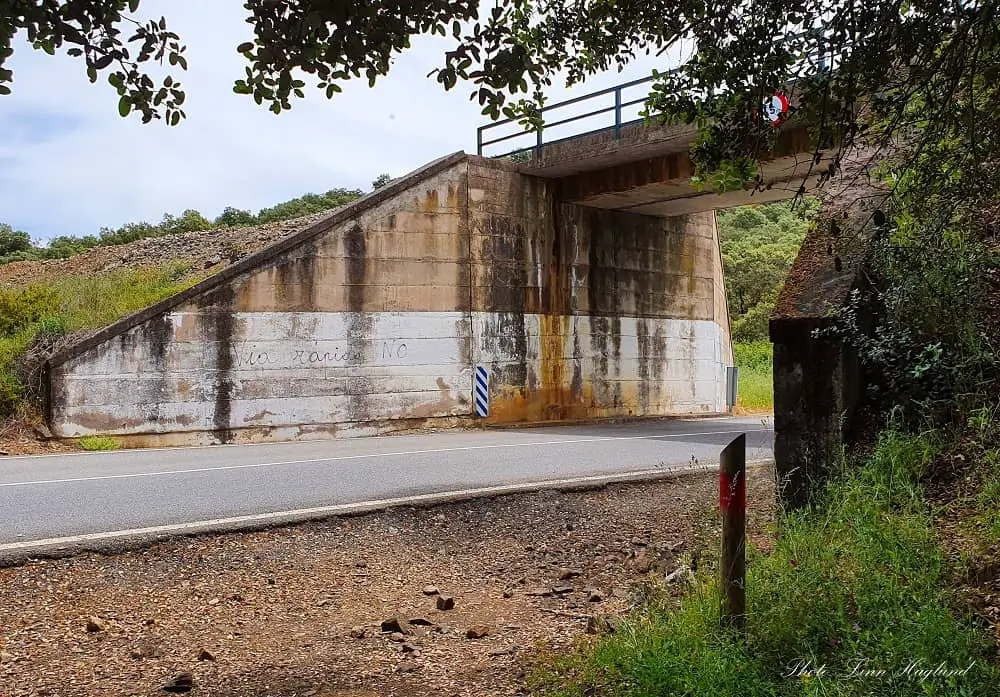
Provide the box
[762,92,789,125]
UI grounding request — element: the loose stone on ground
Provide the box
[0,469,774,697]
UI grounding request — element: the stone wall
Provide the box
[770,192,876,506]
[47,153,733,445]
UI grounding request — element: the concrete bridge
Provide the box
[44,78,834,449]
[478,73,830,216]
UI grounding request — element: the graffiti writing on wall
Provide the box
[234,340,408,369]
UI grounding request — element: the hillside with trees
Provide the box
[0,188,365,266]
[717,200,815,343]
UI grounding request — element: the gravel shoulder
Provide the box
[0,468,775,697]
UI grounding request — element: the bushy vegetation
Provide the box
[717,200,816,343]
[529,430,998,697]
[0,263,198,419]
[0,188,364,266]
[78,435,122,451]
[832,230,997,426]
[734,341,773,412]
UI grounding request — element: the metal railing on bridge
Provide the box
[476,38,835,161]
[476,72,662,160]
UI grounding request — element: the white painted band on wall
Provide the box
[52,311,732,436]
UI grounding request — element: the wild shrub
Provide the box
[0,285,61,335]
[832,226,998,426]
[0,262,199,419]
[78,435,121,451]
[0,368,20,417]
[528,431,997,697]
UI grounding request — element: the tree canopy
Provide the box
[4,3,997,212]
[717,201,817,343]
[3,2,993,180]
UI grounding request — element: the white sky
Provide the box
[0,1,671,242]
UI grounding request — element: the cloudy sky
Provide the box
[0,2,669,242]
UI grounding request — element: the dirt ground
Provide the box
[0,469,774,697]
[0,420,75,457]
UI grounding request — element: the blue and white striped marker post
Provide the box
[474,366,489,418]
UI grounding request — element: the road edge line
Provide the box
[0,459,773,566]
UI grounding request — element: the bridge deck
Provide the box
[476,69,833,216]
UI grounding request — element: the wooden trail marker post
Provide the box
[720,433,747,632]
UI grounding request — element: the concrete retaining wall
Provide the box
[47,153,733,445]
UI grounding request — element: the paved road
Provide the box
[0,416,772,552]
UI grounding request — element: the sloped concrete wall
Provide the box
[47,153,733,445]
[49,155,474,445]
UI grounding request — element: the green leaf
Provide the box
[118,96,131,117]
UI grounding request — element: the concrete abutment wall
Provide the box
[47,153,733,445]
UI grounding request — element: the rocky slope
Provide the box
[0,211,335,288]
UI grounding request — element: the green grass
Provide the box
[77,435,122,451]
[54,262,196,332]
[528,430,998,696]
[735,341,774,412]
[0,262,198,418]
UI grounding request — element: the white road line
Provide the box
[0,460,773,556]
[0,428,771,488]
[0,416,772,462]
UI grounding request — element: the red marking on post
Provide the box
[719,471,746,512]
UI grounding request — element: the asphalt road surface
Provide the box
[0,416,772,553]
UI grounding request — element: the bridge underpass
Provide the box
[477,78,871,503]
[42,74,849,469]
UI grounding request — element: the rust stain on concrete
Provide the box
[245,409,277,424]
[48,158,730,444]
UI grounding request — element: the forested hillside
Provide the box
[715,200,813,411]
[716,200,816,343]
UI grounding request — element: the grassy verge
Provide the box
[735,341,774,412]
[0,262,199,418]
[78,435,122,451]
[527,430,998,696]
